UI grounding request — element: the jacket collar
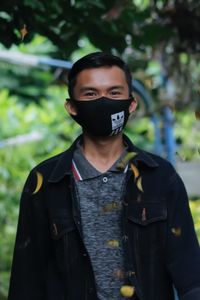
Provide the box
[48,136,80,183]
[48,134,158,183]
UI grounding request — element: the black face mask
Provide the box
[69,96,133,137]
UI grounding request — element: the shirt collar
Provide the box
[48,134,158,183]
[72,141,129,181]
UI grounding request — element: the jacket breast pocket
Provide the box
[50,213,80,273]
[127,200,167,256]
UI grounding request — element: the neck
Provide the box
[81,132,125,173]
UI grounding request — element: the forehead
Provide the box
[74,66,128,89]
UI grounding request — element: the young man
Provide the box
[9,52,200,300]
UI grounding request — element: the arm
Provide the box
[8,171,49,300]
[165,173,200,300]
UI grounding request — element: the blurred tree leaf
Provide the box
[0,0,199,56]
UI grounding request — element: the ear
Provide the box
[129,97,138,114]
[64,100,77,116]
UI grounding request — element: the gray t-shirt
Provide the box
[72,142,128,300]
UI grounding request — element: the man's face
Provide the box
[74,66,129,100]
[66,66,137,115]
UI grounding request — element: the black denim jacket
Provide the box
[8,135,200,300]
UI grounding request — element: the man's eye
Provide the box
[111,91,121,96]
[84,92,96,97]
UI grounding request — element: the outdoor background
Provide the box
[0,0,200,299]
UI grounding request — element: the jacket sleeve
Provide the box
[165,173,200,300]
[8,171,49,300]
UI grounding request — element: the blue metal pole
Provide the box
[151,114,163,156]
[162,106,176,166]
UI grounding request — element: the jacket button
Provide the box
[120,285,135,297]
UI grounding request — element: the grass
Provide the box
[190,199,200,242]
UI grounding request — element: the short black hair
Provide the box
[68,52,132,98]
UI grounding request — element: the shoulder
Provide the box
[124,135,176,177]
[26,140,74,191]
[30,150,67,176]
[132,149,187,201]
[146,150,177,181]
[146,150,175,171]
[32,151,66,174]
[131,147,182,195]
[29,136,80,182]
[124,134,178,184]
[21,151,67,194]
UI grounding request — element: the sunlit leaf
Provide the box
[117,152,137,170]
[195,110,200,120]
[120,285,135,297]
[171,227,182,237]
[136,176,143,192]
[107,240,119,248]
[32,171,43,194]
[101,2,124,20]
[130,163,139,180]
[20,24,28,41]
[102,202,121,213]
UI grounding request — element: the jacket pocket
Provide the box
[51,217,76,240]
[127,200,167,226]
[50,214,80,273]
[127,200,167,258]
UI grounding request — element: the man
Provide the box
[8,52,200,300]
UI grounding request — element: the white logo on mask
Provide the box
[111,111,124,131]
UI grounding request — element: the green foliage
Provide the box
[1,0,200,56]
[175,110,200,161]
[0,36,58,103]
[0,0,199,56]
[1,0,200,109]
[0,86,79,298]
[190,200,200,241]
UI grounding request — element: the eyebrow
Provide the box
[79,87,97,93]
[79,85,125,92]
[108,85,125,90]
